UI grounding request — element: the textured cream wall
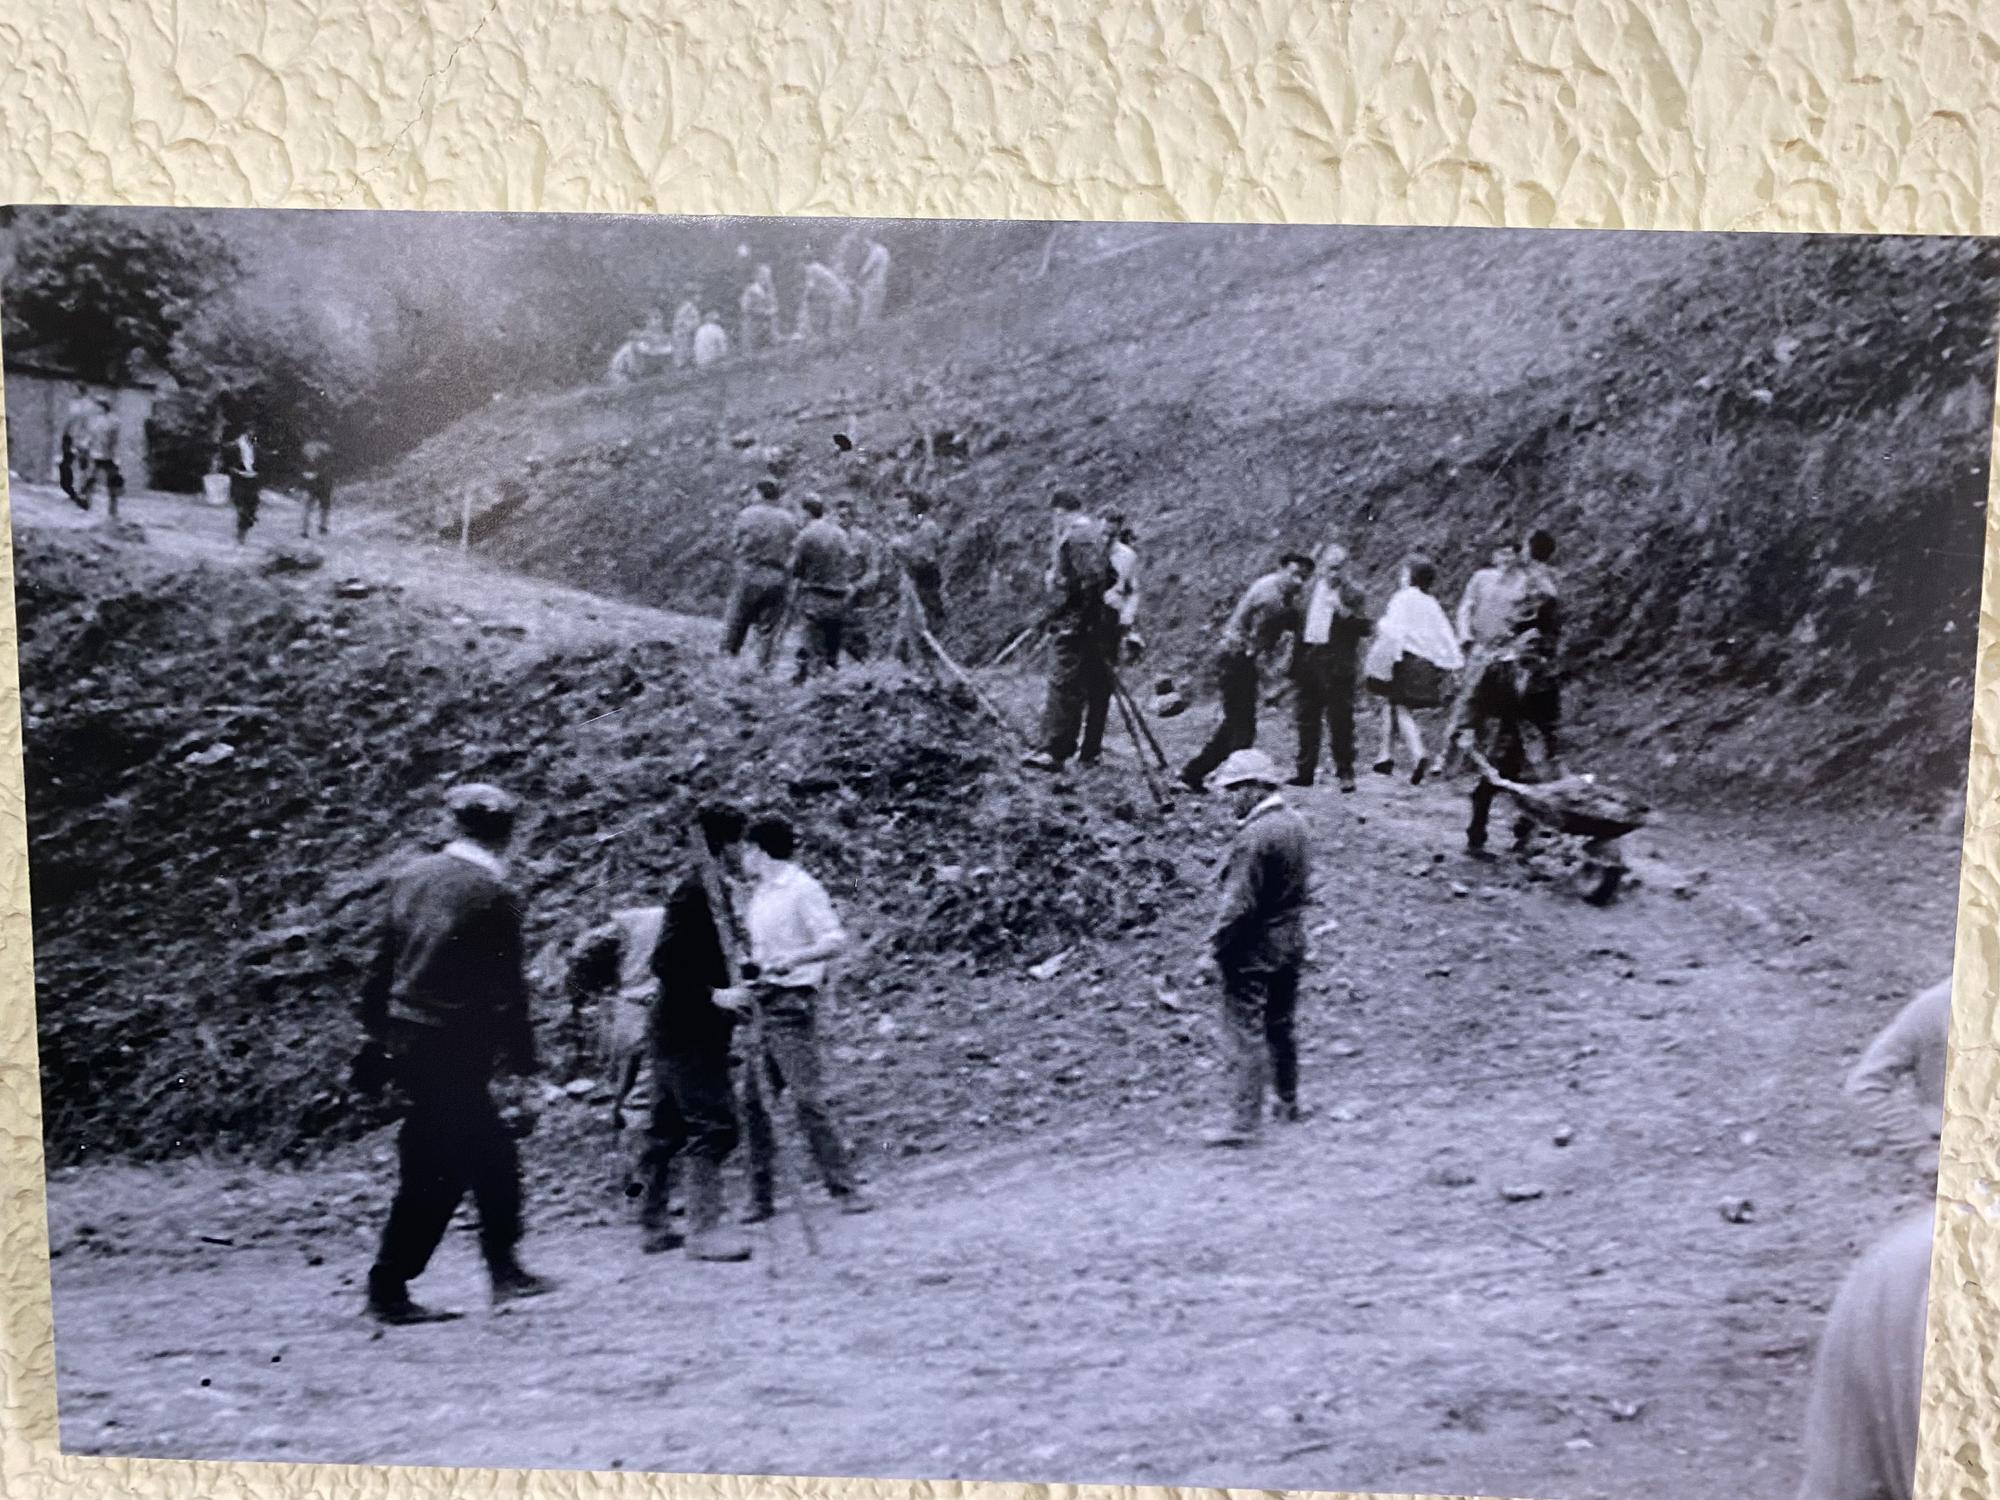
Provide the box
[2,4,1998,1499]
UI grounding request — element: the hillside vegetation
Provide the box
[355,228,1997,803]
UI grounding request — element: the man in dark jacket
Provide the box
[1181,554,1314,792]
[641,803,756,1262]
[358,782,553,1324]
[1203,750,1313,1146]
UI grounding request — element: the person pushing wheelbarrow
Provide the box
[1457,639,1646,905]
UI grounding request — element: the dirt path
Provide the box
[27,483,1957,1497]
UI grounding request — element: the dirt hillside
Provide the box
[352,229,1997,805]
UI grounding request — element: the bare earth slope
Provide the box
[19,484,1958,1499]
[353,229,1997,805]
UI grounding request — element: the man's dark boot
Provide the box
[488,1254,557,1307]
[639,1158,684,1253]
[684,1157,752,1262]
[365,1267,462,1326]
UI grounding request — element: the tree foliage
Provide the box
[1,209,242,383]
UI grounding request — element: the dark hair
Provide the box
[1280,551,1315,574]
[1528,529,1556,563]
[1105,511,1127,530]
[1050,489,1082,512]
[754,478,782,502]
[1404,554,1437,592]
[696,802,746,855]
[453,804,516,846]
[746,815,797,860]
[801,496,826,519]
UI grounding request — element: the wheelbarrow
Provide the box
[1463,747,1649,904]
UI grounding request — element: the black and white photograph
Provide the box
[4,206,1991,1500]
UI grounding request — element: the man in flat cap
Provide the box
[1204,749,1313,1147]
[357,782,554,1324]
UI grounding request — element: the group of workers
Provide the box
[605,238,892,386]
[1023,487,1566,862]
[51,382,335,544]
[719,477,948,681]
[356,783,871,1323]
[346,468,1950,1500]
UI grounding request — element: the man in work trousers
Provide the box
[1022,489,1118,773]
[357,782,554,1324]
[788,495,854,682]
[1291,540,1369,791]
[891,490,948,671]
[75,396,125,521]
[225,425,262,544]
[736,815,876,1218]
[563,904,665,1134]
[58,382,94,508]
[1180,553,1314,792]
[1204,750,1313,1146]
[721,479,798,665]
[836,497,887,663]
[640,803,758,1261]
[298,437,336,538]
[1793,1209,1932,1500]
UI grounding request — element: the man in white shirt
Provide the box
[1454,539,1527,651]
[736,814,874,1217]
[1290,540,1370,791]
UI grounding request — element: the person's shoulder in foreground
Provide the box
[1794,1209,1933,1500]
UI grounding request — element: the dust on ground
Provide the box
[21,483,1957,1500]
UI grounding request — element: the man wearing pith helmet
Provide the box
[1204,749,1314,1147]
[357,781,555,1324]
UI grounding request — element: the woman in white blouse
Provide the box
[1362,555,1464,783]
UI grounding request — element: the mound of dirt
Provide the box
[19,532,1213,1166]
[351,230,1996,806]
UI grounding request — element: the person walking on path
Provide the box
[75,395,126,521]
[721,480,798,665]
[1179,553,1314,793]
[224,425,262,544]
[787,495,854,682]
[1362,555,1463,783]
[1792,1209,1932,1500]
[58,382,94,508]
[1022,490,1119,773]
[356,783,555,1325]
[1845,977,1952,1176]
[735,814,875,1219]
[298,437,336,538]
[1290,540,1370,791]
[640,803,760,1261]
[1203,750,1313,1146]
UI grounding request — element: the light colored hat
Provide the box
[1213,749,1282,790]
[444,782,520,819]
